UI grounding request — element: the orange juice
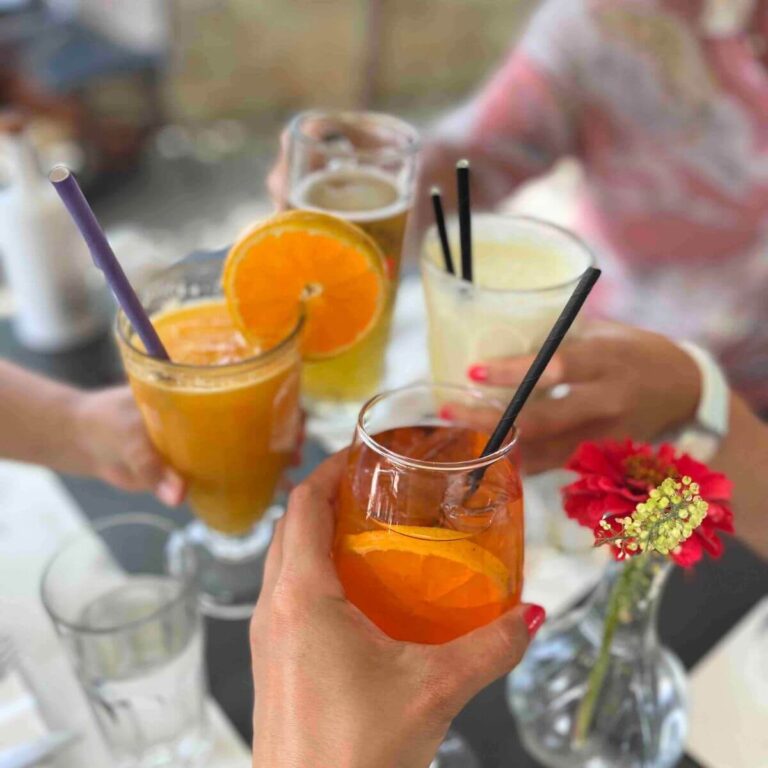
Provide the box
[334,425,523,644]
[120,299,301,536]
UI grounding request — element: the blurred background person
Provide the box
[408,0,768,412]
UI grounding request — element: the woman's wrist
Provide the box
[253,734,402,768]
[0,361,93,473]
[252,704,446,768]
[61,389,103,477]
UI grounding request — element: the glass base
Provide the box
[115,727,213,768]
[429,731,479,768]
[168,510,279,620]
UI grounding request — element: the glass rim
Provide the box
[288,109,421,161]
[421,213,596,296]
[356,382,519,472]
[115,284,305,375]
[40,513,197,636]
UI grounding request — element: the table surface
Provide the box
[2,319,766,768]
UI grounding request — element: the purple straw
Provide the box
[49,166,169,360]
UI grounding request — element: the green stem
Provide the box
[573,557,643,745]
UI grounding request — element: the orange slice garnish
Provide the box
[223,210,387,360]
[341,526,510,610]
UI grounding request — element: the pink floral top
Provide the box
[437,0,768,409]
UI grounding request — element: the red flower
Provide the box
[563,440,734,567]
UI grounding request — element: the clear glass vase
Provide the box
[507,556,688,768]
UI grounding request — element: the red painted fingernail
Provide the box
[522,604,546,637]
[467,364,488,383]
[438,405,454,420]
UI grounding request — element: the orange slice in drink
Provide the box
[340,526,510,610]
[223,210,387,359]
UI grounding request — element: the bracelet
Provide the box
[674,342,730,462]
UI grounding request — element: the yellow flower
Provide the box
[598,476,709,559]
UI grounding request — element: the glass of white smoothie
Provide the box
[421,214,595,396]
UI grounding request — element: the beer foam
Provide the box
[289,166,410,223]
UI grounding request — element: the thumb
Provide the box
[154,467,186,506]
[430,603,545,702]
[125,439,184,506]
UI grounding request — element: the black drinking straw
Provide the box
[49,166,169,360]
[430,186,455,275]
[456,159,473,282]
[468,266,602,491]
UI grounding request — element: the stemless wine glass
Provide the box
[116,252,302,619]
[334,383,524,766]
[286,110,420,424]
[422,214,595,398]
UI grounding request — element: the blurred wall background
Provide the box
[164,0,538,122]
[0,0,542,188]
[53,0,539,123]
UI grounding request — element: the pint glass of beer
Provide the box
[286,111,420,424]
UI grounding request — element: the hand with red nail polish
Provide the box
[252,453,539,768]
[461,321,702,475]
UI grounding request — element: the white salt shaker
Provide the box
[0,115,108,351]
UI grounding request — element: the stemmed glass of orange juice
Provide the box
[117,211,388,618]
[117,252,302,618]
[334,383,523,764]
